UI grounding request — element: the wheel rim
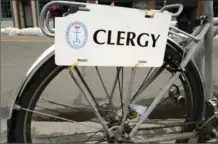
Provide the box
[20,51,199,143]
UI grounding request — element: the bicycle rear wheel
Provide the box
[9,41,204,143]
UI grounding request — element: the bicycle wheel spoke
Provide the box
[95,67,110,103]
[155,95,171,108]
[118,67,124,96]
[39,98,115,112]
[109,67,121,102]
[36,130,104,139]
[131,62,168,103]
[142,68,159,85]
[130,68,154,103]
[120,68,136,131]
[84,128,104,142]
[37,129,106,143]
[118,67,124,107]
[121,67,124,94]
[94,136,107,144]
[68,68,112,136]
[18,105,101,130]
[74,67,100,108]
[35,105,64,115]
[34,105,99,122]
[39,98,79,110]
[143,68,154,83]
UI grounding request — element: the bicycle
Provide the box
[6,0,218,143]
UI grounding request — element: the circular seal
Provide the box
[66,21,88,49]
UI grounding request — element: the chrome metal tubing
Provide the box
[39,1,88,37]
[129,39,204,137]
[170,26,200,42]
[204,0,214,100]
[68,69,113,138]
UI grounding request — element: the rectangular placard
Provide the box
[55,4,172,67]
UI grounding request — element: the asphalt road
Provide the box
[1,34,218,142]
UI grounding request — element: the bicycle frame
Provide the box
[7,1,218,143]
[130,1,218,138]
[38,0,218,140]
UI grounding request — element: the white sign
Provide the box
[55,4,172,67]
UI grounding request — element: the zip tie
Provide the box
[133,62,140,69]
[145,9,155,17]
[68,61,79,71]
[145,9,148,16]
[151,10,155,17]
[111,1,115,6]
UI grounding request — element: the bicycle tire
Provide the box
[8,41,205,143]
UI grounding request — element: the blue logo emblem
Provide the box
[66,21,88,49]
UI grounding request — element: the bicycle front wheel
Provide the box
[9,41,204,143]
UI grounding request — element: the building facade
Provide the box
[1,0,12,20]
[1,0,217,29]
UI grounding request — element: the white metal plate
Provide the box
[55,4,172,67]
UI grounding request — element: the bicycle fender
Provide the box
[7,44,55,119]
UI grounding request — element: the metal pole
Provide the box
[204,0,214,100]
[10,0,20,28]
[31,0,38,27]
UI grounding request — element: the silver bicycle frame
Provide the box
[130,1,218,137]
[38,0,218,140]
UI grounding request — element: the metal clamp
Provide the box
[160,4,183,18]
[39,1,89,38]
[45,11,55,34]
